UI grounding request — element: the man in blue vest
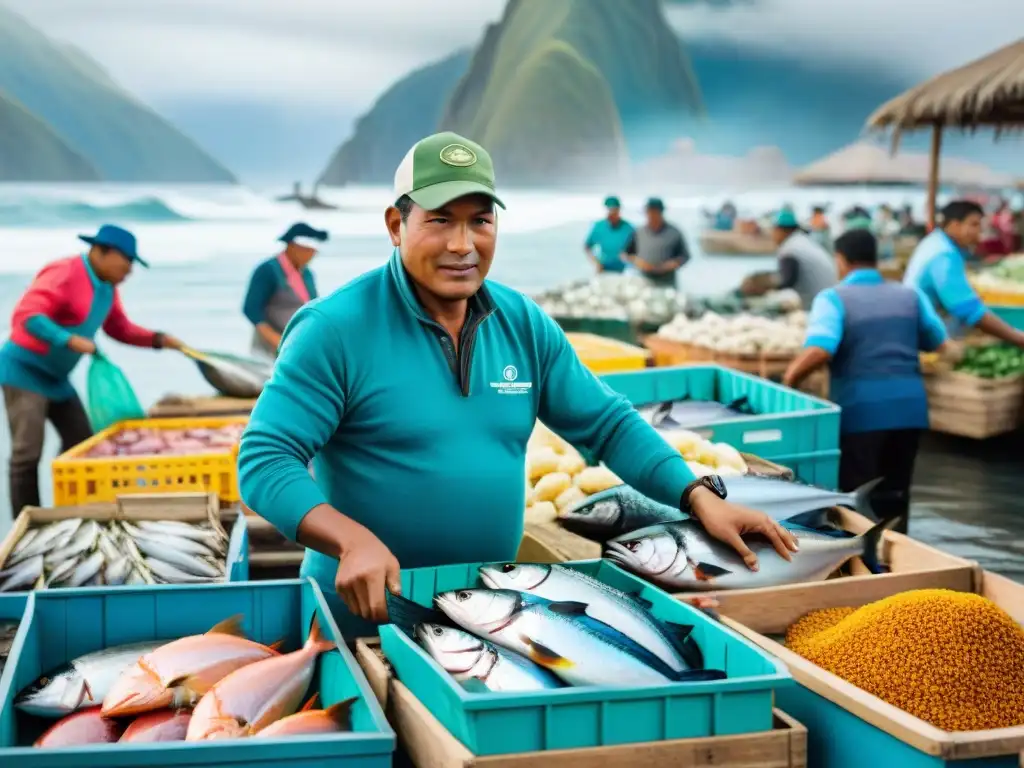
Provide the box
[238,131,797,635]
[782,229,955,533]
[583,196,634,273]
[904,199,1024,346]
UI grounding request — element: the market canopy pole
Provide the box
[865,38,1024,230]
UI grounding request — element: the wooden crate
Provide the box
[720,568,1023,766]
[684,508,978,633]
[148,394,257,418]
[925,371,1024,439]
[355,638,807,768]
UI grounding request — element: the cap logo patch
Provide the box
[440,144,477,167]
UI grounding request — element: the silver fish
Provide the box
[44,520,100,567]
[605,517,894,592]
[132,538,221,578]
[66,551,105,588]
[0,554,44,592]
[479,563,702,672]
[45,556,81,588]
[123,522,216,558]
[125,568,148,585]
[145,557,218,583]
[9,527,39,558]
[137,520,227,550]
[435,589,725,687]
[15,641,162,717]
[5,519,82,565]
[415,622,562,692]
[104,557,131,586]
[558,479,871,543]
[96,529,122,562]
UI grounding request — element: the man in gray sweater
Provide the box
[622,198,689,288]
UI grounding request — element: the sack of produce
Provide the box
[86,353,145,432]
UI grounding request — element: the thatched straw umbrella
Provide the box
[866,38,1024,228]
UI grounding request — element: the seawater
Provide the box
[0,182,1016,580]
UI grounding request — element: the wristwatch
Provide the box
[681,474,727,512]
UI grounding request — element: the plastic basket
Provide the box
[566,332,650,373]
[51,417,249,507]
[85,354,145,432]
[0,580,394,767]
[600,365,841,459]
[379,559,791,756]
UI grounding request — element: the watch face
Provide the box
[706,475,727,498]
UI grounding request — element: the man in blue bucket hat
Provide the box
[0,224,186,515]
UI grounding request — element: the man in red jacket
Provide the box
[0,224,185,514]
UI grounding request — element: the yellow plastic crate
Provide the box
[566,332,650,373]
[976,287,1024,307]
[51,416,248,507]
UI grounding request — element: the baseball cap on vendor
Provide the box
[279,222,328,249]
[393,132,505,211]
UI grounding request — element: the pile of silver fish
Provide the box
[392,562,726,693]
[639,396,755,430]
[555,476,891,591]
[0,517,229,592]
[17,615,354,748]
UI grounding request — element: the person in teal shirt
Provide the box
[237,132,796,636]
[584,196,634,273]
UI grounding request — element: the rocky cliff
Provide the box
[0,93,100,182]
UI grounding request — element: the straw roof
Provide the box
[793,142,1017,188]
[867,38,1024,135]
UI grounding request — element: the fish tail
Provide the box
[327,697,357,730]
[301,693,320,712]
[860,516,899,575]
[852,477,884,520]
[672,668,727,682]
[304,613,336,654]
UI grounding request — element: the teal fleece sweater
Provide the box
[237,250,695,625]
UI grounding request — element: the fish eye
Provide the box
[501,564,517,573]
[456,591,471,601]
[38,677,48,686]
[432,626,444,636]
[624,541,640,552]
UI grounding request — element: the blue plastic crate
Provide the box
[772,450,841,490]
[225,512,249,582]
[379,559,792,756]
[0,579,394,767]
[0,594,28,693]
[600,365,841,459]
[989,305,1024,331]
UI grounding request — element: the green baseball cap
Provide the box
[393,131,505,211]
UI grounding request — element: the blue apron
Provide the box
[0,256,113,401]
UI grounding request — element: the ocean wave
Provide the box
[0,196,192,227]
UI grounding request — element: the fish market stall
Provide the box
[599,365,841,486]
[0,579,394,766]
[148,395,257,418]
[971,254,1024,308]
[0,492,248,591]
[51,416,248,506]
[355,638,808,768]
[718,567,1024,767]
[925,345,1024,439]
[375,559,793,760]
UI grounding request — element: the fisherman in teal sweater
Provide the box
[237,132,796,635]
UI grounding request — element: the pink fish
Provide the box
[255,693,356,738]
[119,710,192,743]
[35,707,123,748]
[186,615,335,741]
[103,616,281,718]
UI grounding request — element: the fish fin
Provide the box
[301,693,320,712]
[545,600,590,616]
[102,691,140,715]
[207,614,246,637]
[693,562,731,580]
[305,613,336,654]
[327,697,357,730]
[784,509,832,529]
[860,516,899,575]
[726,395,752,414]
[168,674,214,698]
[678,636,707,670]
[387,591,451,635]
[520,635,575,669]
[268,639,286,653]
[849,477,884,519]
[672,668,727,682]
[661,621,695,643]
[81,679,94,704]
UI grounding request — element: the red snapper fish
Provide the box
[102,615,281,717]
[255,693,357,738]
[186,615,335,741]
[35,707,123,748]
[119,709,192,743]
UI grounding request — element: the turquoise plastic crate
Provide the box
[600,365,841,459]
[0,579,394,767]
[225,513,249,582]
[772,450,841,490]
[989,305,1024,331]
[777,683,1018,768]
[0,594,28,693]
[379,559,792,756]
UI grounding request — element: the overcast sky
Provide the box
[6,0,1022,113]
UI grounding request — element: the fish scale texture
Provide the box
[786,589,1024,732]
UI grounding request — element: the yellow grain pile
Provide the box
[786,589,1024,732]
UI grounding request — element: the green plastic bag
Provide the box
[86,350,145,431]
